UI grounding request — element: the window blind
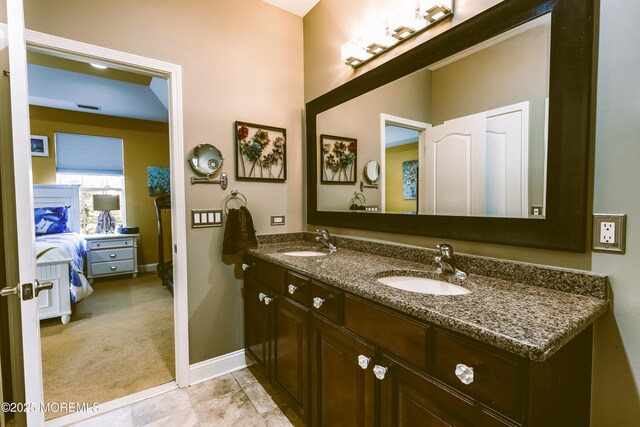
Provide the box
[55,133,124,175]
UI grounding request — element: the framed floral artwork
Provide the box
[235,121,286,182]
[320,134,357,184]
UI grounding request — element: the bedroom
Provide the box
[27,50,175,420]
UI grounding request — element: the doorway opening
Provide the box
[27,48,176,421]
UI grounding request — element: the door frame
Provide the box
[6,24,189,425]
[379,114,431,213]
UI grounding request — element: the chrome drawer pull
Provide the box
[373,365,388,380]
[358,355,371,370]
[455,363,474,385]
[242,263,254,271]
[288,284,298,294]
[110,266,118,271]
[312,297,325,309]
[110,254,117,258]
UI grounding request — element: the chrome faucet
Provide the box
[435,244,467,279]
[316,229,337,253]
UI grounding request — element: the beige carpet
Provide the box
[40,273,175,420]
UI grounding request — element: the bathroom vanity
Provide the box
[243,233,608,426]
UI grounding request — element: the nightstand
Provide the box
[84,233,139,283]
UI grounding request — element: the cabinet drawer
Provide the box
[89,247,134,263]
[91,259,135,276]
[88,238,134,250]
[432,329,523,420]
[284,271,309,306]
[310,281,343,324]
[244,257,285,291]
[344,294,428,370]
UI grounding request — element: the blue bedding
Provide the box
[36,232,93,303]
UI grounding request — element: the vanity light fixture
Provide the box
[341,0,454,68]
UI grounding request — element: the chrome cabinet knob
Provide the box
[258,292,266,302]
[313,297,325,309]
[241,263,253,271]
[110,266,117,271]
[373,365,388,380]
[358,355,371,370]
[455,363,474,385]
[263,296,273,305]
[288,284,298,294]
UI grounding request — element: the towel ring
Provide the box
[223,189,248,215]
[349,191,366,210]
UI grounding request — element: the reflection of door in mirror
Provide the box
[424,102,529,217]
[384,125,420,214]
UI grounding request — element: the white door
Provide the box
[484,102,529,217]
[424,113,485,215]
[3,0,46,425]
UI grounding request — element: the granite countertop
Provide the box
[247,233,609,362]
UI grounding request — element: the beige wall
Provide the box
[304,0,640,424]
[29,106,171,265]
[23,0,304,364]
[385,143,418,213]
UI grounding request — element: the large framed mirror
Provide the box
[306,0,594,252]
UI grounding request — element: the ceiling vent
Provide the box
[76,103,101,111]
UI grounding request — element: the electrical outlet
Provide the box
[593,214,626,253]
[600,222,615,243]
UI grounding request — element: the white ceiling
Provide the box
[385,125,420,147]
[28,64,168,122]
[261,0,320,17]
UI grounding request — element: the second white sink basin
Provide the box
[377,276,470,295]
[281,250,327,257]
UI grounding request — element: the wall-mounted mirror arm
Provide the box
[191,171,228,189]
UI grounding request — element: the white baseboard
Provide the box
[188,349,247,386]
[141,263,158,273]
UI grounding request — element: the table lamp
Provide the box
[93,194,120,234]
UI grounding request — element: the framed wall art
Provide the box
[402,160,418,199]
[148,166,171,195]
[31,135,49,157]
[235,121,286,182]
[320,134,357,184]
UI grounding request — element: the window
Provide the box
[56,174,125,234]
[55,133,125,235]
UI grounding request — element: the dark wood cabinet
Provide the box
[244,277,273,373]
[310,314,376,427]
[273,295,309,418]
[243,257,594,427]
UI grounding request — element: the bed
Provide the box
[34,184,93,324]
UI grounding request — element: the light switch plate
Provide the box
[271,215,285,226]
[192,209,223,228]
[592,213,626,253]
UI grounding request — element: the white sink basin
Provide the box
[377,276,470,295]
[281,250,327,257]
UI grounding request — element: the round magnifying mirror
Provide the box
[363,160,380,185]
[189,144,223,176]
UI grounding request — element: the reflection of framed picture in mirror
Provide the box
[402,160,418,200]
[320,134,357,184]
[235,121,287,182]
[31,135,49,157]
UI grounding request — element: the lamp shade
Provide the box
[93,194,120,211]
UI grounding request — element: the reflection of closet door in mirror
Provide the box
[424,114,485,216]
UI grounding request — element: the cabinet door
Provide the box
[273,296,309,419]
[311,314,376,427]
[244,278,273,374]
[379,354,510,427]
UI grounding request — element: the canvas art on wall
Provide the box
[403,160,418,200]
[31,135,49,157]
[148,166,171,195]
[320,134,357,184]
[235,121,287,182]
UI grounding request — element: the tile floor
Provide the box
[69,367,304,427]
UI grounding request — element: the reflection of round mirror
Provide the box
[189,144,224,176]
[363,160,380,184]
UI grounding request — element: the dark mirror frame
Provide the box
[306,0,593,252]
